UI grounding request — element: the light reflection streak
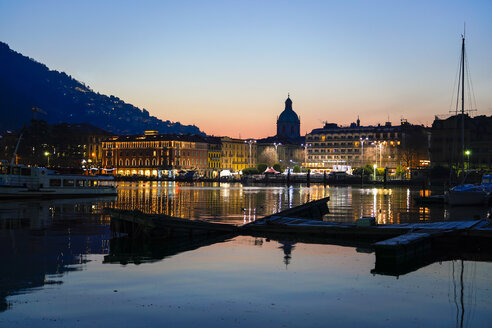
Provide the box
[107,182,489,226]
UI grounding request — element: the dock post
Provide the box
[307,169,311,187]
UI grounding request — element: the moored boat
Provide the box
[0,163,117,199]
[447,184,489,206]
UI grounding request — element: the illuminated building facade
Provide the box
[102,131,210,177]
[256,138,305,168]
[221,137,256,172]
[304,120,428,171]
[207,137,222,177]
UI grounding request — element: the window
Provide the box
[76,180,85,187]
[63,179,74,187]
[50,179,61,187]
[21,168,31,176]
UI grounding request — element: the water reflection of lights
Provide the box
[372,189,377,218]
[419,207,430,221]
[113,182,482,225]
[288,186,294,208]
[406,188,410,211]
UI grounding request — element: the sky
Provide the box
[1,0,491,138]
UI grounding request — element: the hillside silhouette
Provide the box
[0,42,203,135]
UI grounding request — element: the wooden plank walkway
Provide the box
[107,197,492,275]
[107,196,331,238]
[107,208,238,238]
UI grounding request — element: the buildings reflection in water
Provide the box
[112,182,331,224]
[113,182,491,225]
[0,197,114,312]
[1,183,490,315]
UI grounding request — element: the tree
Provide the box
[242,167,259,175]
[273,163,282,172]
[292,165,301,173]
[258,147,278,166]
[376,168,385,176]
[400,126,429,168]
[257,163,267,173]
[396,165,406,178]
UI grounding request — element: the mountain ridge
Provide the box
[0,41,204,136]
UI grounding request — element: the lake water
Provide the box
[1,182,491,327]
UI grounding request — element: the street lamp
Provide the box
[359,137,368,167]
[44,151,50,167]
[373,164,377,181]
[465,149,471,169]
[301,143,311,165]
[244,139,256,167]
[371,141,383,167]
[273,142,282,160]
[380,142,386,167]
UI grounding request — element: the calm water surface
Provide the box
[1,182,491,327]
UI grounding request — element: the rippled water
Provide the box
[1,182,491,327]
[113,182,491,224]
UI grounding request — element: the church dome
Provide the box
[278,96,300,123]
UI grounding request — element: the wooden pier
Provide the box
[106,196,492,275]
[107,196,330,239]
[108,209,238,238]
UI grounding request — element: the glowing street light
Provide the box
[465,149,471,169]
[44,151,50,167]
[244,139,256,167]
[273,142,282,162]
[301,143,311,164]
[359,137,368,167]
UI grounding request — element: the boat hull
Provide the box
[447,190,489,206]
[0,186,117,200]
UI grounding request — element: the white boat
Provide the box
[0,164,117,199]
[447,184,489,206]
[447,175,492,206]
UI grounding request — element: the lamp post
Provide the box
[359,137,368,167]
[44,152,50,167]
[372,141,383,167]
[377,142,383,167]
[465,150,471,169]
[301,143,311,165]
[244,139,256,167]
[273,142,281,162]
[373,164,377,181]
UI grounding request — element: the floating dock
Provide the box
[106,196,492,275]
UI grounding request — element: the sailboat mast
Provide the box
[460,35,465,171]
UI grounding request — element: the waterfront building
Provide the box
[102,131,209,177]
[0,120,109,170]
[256,95,305,169]
[277,95,301,139]
[277,96,301,139]
[220,137,256,172]
[256,136,305,169]
[304,120,429,172]
[207,137,222,178]
[430,114,492,170]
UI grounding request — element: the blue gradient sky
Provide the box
[1,0,491,137]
